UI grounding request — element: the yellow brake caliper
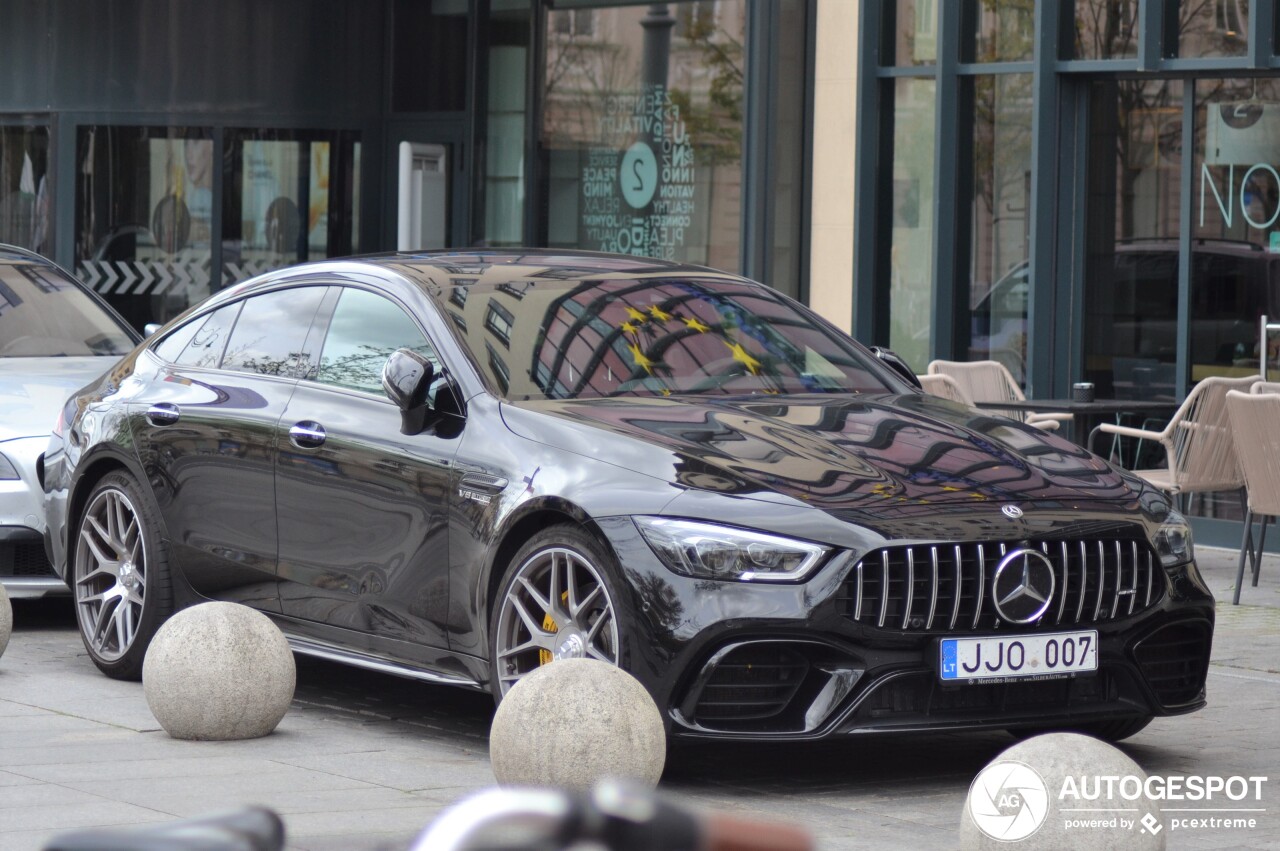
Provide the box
[538,591,570,665]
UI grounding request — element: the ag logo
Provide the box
[968,760,1050,842]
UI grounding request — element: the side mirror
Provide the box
[869,346,922,390]
[382,348,436,435]
[143,323,163,338]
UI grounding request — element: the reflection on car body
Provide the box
[43,250,1213,743]
[0,244,138,599]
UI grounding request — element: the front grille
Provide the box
[1134,621,1211,708]
[1,540,56,578]
[692,645,810,724]
[840,539,1163,632]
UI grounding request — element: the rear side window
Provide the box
[221,287,327,377]
[172,303,242,368]
[314,288,436,394]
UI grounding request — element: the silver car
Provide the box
[0,245,137,598]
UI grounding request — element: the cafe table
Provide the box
[972,398,1177,452]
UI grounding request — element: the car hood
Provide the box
[502,393,1142,525]
[0,356,114,442]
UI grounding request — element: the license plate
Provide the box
[939,630,1098,682]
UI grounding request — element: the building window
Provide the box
[887,79,937,373]
[222,128,361,288]
[0,123,52,254]
[74,126,215,331]
[552,8,595,38]
[485,300,514,347]
[538,2,747,272]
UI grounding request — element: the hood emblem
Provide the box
[992,548,1056,624]
[1002,504,1024,519]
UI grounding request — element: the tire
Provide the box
[488,525,628,701]
[71,471,175,680]
[1008,715,1152,744]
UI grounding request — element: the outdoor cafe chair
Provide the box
[1097,374,1259,507]
[917,373,969,404]
[1225,389,1280,604]
[1250,380,1280,395]
[925,359,1068,432]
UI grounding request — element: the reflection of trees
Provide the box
[542,22,633,146]
[668,15,743,166]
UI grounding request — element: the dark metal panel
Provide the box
[851,1,887,342]
[798,0,817,307]
[1138,0,1162,70]
[1026,0,1062,397]
[20,0,386,117]
[1250,0,1275,68]
[928,0,964,360]
[741,0,774,284]
[1176,83,1193,400]
[0,1,52,108]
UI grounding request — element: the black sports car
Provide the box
[41,251,1213,742]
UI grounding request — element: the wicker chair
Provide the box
[925,359,1066,432]
[1250,380,1280,395]
[917,373,969,404]
[1226,389,1280,604]
[1097,375,1259,501]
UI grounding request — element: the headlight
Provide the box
[1153,509,1194,568]
[633,517,830,582]
[0,453,19,481]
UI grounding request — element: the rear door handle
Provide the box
[146,403,180,426]
[289,421,326,449]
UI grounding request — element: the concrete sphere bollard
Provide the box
[143,602,295,741]
[489,658,666,791]
[0,582,11,660]
[960,732,1165,850]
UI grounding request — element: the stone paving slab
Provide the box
[0,546,1276,851]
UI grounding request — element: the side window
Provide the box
[315,288,437,394]
[152,319,203,363]
[221,287,327,377]
[173,303,242,368]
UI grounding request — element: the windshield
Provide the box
[0,261,135,357]
[436,276,895,401]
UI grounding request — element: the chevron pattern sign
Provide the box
[78,259,213,296]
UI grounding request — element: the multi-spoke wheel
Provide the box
[73,471,173,680]
[491,527,622,698]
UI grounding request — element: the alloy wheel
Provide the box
[494,546,619,695]
[74,487,147,662]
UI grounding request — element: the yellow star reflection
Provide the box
[682,316,710,333]
[648,305,672,322]
[628,342,657,374]
[722,340,762,375]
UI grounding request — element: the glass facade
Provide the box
[0,123,51,254]
[861,1,1280,543]
[538,3,747,273]
[887,78,935,371]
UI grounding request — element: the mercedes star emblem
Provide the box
[1002,504,1024,519]
[991,548,1056,624]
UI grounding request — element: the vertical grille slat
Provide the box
[903,549,916,630]
[845,536,1164,633]
[925,546,939,630]
[1093,541,1106,621]
[1056,541,1069,625]
[949,545,962,630]
[878,550,890,629]
[1076,541,1088,623]
[973,544,986,629]
[853,561,864,622]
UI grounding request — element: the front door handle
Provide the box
[289,421,327,449]
[146,403,180,427]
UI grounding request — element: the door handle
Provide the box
[146,403,180,427]
[289,421,327,449]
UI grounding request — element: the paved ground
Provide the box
[1,546,1277,851]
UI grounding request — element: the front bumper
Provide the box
[596,518,1214,742]
[1,436,67,598]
